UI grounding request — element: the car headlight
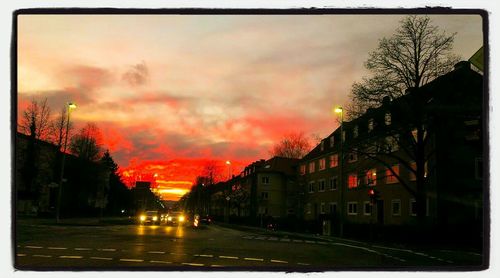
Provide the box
[152,216,158,221]
[167,217,172,221]
[179,216,185,222]
[140,215,146,221]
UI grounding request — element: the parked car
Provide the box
[139,210,160,225]
[200,215,212,225]
[165,211,187,226]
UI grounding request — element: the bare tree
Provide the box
[269,131,312,159]
[19,98,51,141]
[347,15,460,119]
[49,106,73,150]
[69,123,103,161]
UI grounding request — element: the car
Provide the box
[200,215,212,225]
[165,211,187,226]
[139,210,160,225]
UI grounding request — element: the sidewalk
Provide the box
[16,216,134,226]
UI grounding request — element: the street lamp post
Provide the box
[56,102,76,223]
[334,106,344,237]
[225,160,231,180]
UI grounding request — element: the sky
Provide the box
[16,13,484,201]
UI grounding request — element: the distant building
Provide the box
[299,61,483,241]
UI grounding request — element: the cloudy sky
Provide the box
[17,13,483,200]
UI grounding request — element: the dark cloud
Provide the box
[122,61,149,87]
[18,89,95,112]
[64,65,114,92]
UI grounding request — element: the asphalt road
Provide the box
[14,218,484,271]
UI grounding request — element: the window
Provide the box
[353,125,359,138]
[329,177,338,190]
[320,140,324,151]
[385,136,399,152]
[347,202,358,215]
[320,203,326,214]
[348,173,358,189]
[308,181,315,193]
[368,118,374,132]
[392,200,401,216]
[300,164,306,175]
[365,169,377,186]
[385,112,392,125]
[318,179,326,192]
[261,192,269,200]
[410,199,417,216]
[261,176,270,184]
[309,161,315,173]
[386,164,399,184]
[348,150,358,163]
[329,154,339,168]
[319,158,326,170]
[364,202,372,215]
[329,136,335,147]
[329,202,337,214]
[306,203,312,214]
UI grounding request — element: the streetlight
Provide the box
[225,160,231,180]
[56,102,77,223]
[334,106,344,237]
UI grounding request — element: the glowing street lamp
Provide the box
[334,106,345,237]
[225,160,232,180]
[56,102,77,223]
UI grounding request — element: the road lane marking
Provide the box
[293,240,303,243]
[194,254,213,258]
[148,251,165,254]
[48,247,67,250]
[150,260,172,264]
[268,237,278,241]
[120,258,144,262]
[255,236,267,240]
[17,254,27,257]
[210,265,224,267]
[270,259,288,264]
[305,240,315,244]
[182,263,204,267]
[219,256,239,260]
[170,252,187,255]
[99,248,116,252]
[33,254,52,258]
[297,262,310,266]
[25,246,43,249]
[75,248,92,251]
[244,257,264,261]
[280,239,290,242]
[90,257,113,260]
[59,256,83,259]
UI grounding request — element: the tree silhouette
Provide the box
[269,131,312,159]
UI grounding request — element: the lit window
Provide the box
[347,202,358,215]
[348,173,358,189]
[309,161,315,173]
[409,161,428,181]
[385,112,392,125]
[410,199,417,216]
[368,118,374,132]
[261,177,270,184]
[364,202,372,215]
[392,199,401,216]
[329,177,338,190]
[320,203,325,214]
[366,169,377,186]
[348,149,358,163]
[353,125,359,138]
[319,158,326,170]
[318,180,326,192]
[300,165,306,175]
[386,164,399,184]
[329,136,335,147]
[329,154,339,168]
[308,181,315,193]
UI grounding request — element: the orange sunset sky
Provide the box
[16,14,483,201]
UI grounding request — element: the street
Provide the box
[15,218,483,270]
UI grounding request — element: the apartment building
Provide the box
[299,61,484,240]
